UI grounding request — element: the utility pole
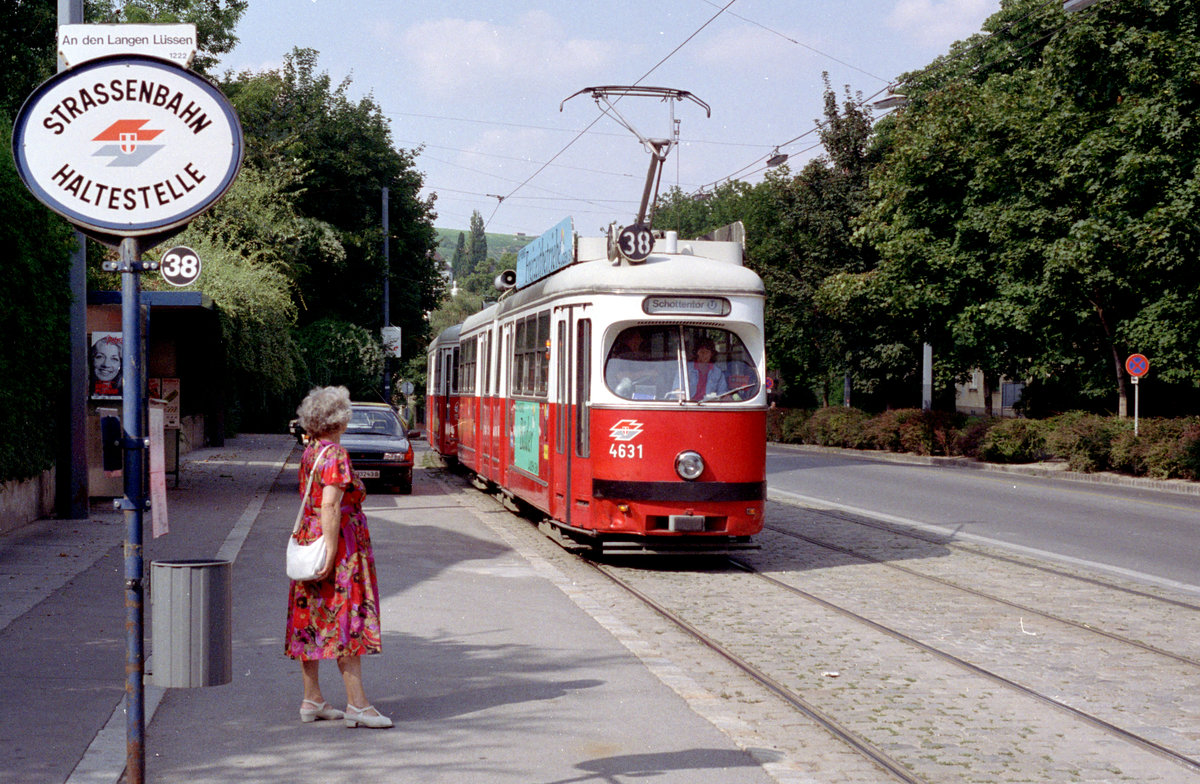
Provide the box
[381,187,390,402]
[57,0,88,519]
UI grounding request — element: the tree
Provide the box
[295,318,384,399]
[450,232,466,281]
[861,0,1200,415]
[164,166,318,429]
[655,76,880,406]
[86,0,247,74]
[221,48,442,358]
[0,1,57,118]
[465,211,488,280]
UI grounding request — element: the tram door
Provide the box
[441,346,458,451]
[552,308,592,528]
[477,329,493,479]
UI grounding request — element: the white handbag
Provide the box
[286,444,334,581]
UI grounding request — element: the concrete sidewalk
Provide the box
[0,435,774,784]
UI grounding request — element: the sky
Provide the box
[216,0,1003,237]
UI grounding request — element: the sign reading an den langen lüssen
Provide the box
[11,54,242,237]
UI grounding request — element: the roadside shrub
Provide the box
[864,409,964,455]
[766,407,811,443]
[1044,412,1124,473]
[977,418,1047,463]
[800,406,873,448]
[1109,418,1200,479]
[953,417,996,458]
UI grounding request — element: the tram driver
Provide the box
[606,327,674,400]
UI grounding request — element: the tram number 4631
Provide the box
[609,442,644,459]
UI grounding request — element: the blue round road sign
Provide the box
[1126,354,1149,377]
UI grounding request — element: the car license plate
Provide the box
[358,470,380,479]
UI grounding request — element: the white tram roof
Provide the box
[430,322,462,349]
[457,235,764,334]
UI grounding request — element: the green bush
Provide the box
[800,406,873,448]
[1044,412,1125,473]
[953,417,996,459]
[766,407,811,443]
[1109,418,1200,479]
[977,419,1047,464]
[871,408,965,455]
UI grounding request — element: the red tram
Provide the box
[427,220,767,552]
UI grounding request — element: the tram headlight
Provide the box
[675,450,705,481]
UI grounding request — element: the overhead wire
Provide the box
[483,0,741,228]
[696,0,890,84]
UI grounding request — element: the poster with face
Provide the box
[90,332,122,399]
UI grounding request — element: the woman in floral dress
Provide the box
[286,386,392,729]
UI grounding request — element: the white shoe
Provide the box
[300,699,344,723]
[344,704,393,729]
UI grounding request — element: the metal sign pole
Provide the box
[382,186,390,402]
[1132,376,1140,437]
[119,237,147,784]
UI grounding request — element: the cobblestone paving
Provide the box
[440,471,1200,783]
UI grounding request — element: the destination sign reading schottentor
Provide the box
[11,54,242,236]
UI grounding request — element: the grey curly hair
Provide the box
[296,386,352,438]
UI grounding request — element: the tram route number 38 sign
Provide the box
[11,54,242,238]
[160,245,200,287]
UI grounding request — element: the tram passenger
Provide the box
[685,338,728,400]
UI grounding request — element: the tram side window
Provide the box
[511,312,550,398]
[459,337,477,395]
[482,330,492,396]
[536,311,550,396]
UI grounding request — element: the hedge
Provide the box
[0,116,75,483]
[767,407,1200,481]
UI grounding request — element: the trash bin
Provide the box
[150,559,232,687]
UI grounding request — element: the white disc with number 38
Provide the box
[160,246,202,287]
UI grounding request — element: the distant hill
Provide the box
[434,227,533,262]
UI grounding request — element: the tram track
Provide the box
[586,549,1200,782]
[447,466,1200,781]
[725,557,1200,777]
[762,522,1200,670]
[585,557,925,784]
[770,506,1200,613]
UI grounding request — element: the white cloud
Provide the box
[402,11,619,96]
[886,0,999,47]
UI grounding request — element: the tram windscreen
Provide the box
[605,326,759,402]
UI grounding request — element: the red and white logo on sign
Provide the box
[93,120,164,165]
[609,419,644,442]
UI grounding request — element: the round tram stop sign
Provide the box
[11,54,242,241]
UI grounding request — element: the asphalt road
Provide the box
[766,445,1200,594]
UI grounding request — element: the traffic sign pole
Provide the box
[119,237,147,784]
[1132,375,1140,437]
[1125,354,1149,437]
